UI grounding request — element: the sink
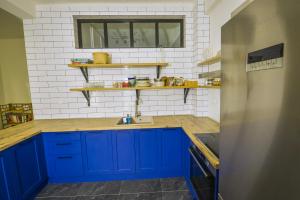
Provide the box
[116,116,154,125]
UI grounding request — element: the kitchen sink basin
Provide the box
[116,116,153,125]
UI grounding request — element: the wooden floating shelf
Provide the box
[70,86,200,106]
[68,62,168,82]
[70,85,198,92]
[198,55,221,65]
[68,63,168,68]
[198,70,221,79]
[198,85,221,89]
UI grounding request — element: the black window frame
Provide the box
[77,18,184,49]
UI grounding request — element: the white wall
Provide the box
[203,0,251,122]
[23,1,210,119]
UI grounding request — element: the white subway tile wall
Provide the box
[23,0,210,119]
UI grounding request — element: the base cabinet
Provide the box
[0,135,47,200]
[160,128,183,175]
[136,129,160,174]
[83,131,115,175]
[114,130,135,173]
[44,128,188,183]
[0,148,20,200]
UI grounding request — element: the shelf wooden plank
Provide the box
[198,85,221,89]
[68,63,168,68]
[198,70,221,79]
[70,86,199,92]
[198,55,221,65]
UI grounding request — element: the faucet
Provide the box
[135,90,141,118]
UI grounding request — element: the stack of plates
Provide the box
[136,77,151,87]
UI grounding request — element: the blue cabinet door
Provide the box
[135,129,160,174]
[36,135,48,184]
[113,130,135,173]
[50,154,84,178]
[160,128,183,175]
[15,137,42,199]
[0,148,21,200]
[83,131,115,175]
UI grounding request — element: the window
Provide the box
[75,17,184,49]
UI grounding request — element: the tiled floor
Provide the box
[35,177,193,200]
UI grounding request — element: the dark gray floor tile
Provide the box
[120,179,161,193]
[160,177,188,191]
[118,194,139,200]
[74,195,119,200]
[137,192,162,200]
[37,184,80,197]
[90,181,122,195]
[67,181,122,196]
[162,191,193,200]
[35,197,75,200]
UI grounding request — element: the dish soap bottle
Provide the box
[126,114,132,124]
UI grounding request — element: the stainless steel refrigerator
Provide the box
[220,0,300,199]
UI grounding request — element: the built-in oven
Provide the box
[189,145,219,200]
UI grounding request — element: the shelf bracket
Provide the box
[136,89,141,104]
[82,90,90,106]
[135,89,141,117]
[80,67,89,82]
[156,66,161,79]
[184,88,190,104]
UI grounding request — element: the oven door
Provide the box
[189,146,215,200]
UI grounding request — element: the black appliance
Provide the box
[189,133,219,200]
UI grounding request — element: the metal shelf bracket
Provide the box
[156,66,161,79]
[136,89,141,103]
[80,67,89,82]
[184,88,190,104]
[82,91,90,106]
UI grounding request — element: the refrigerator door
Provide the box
[220,0,300,200]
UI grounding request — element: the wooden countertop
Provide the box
[0,115,220,168]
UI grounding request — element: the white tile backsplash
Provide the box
[23,0,209,119]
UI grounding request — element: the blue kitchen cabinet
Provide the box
[0,148,21,200]
[15,135,47,199]
[43,132,83,182]
[42,128,188,182]
[135,129,160,174]
[83,131,115,175]
[113,130,135,173]
[0,135,47,200]
[160,128,183,176]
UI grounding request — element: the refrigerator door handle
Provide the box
[189,148,209,178]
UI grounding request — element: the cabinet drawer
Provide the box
[51,155,83,178]
[48,141,82,155]
[43,132,80,142]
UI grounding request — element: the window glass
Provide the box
[133,23,156,48]
[107,23,130,48]
[158,23,181,48]
[76,18,184,49]
[81,23,105,48]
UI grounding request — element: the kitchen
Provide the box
[0,0,299,200]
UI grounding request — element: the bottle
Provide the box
[126,114,132,124]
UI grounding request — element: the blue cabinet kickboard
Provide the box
[0,127,197,200]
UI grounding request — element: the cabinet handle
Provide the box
[188,148,209,178]
[57,156,73,159]
[56,142,72,146]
